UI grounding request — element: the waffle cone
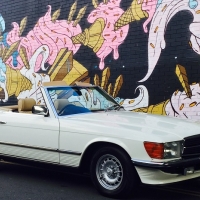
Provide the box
[6,65,32,97]
[72,18,105,53]
[114,0,147,31]
[72,32,86,45]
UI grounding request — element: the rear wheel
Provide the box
[90,146,139,198]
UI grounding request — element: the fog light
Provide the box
[184,167,194,175]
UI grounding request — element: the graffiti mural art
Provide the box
[1,0,200,121]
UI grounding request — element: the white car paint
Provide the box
[0,85,200,186]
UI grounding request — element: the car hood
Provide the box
[59,111,200,143]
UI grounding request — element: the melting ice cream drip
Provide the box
[87,0,129,70]
[139,0,158,33]
[139,0,199,82]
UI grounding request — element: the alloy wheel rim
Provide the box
[96,154,123,190]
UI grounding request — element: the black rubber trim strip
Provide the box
[0,141,82,156]
[132,157,200,169]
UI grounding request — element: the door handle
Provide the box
[0,121,6,124]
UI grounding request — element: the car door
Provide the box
[0,111,59,163]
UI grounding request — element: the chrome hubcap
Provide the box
[96,154,123,190]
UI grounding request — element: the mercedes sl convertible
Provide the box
[0,81,200,198]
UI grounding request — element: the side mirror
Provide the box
[32,105,49,116]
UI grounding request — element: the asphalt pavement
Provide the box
[0,162,199,200]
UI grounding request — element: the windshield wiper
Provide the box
[105,104,124,112]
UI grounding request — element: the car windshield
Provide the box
[46,86,120,116]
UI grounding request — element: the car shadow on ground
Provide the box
[0,161,200,200]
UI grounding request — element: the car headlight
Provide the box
[144,141,183,159]
[164,141,182,159]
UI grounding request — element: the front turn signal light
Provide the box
[144,142,164,159]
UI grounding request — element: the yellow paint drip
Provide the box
[174,90,179,95]
[129,100,135,104]
[120,101,124,105]
[196,10,200,14]
[189,41,192,47]
[150,43,155,48]
[189,102,197,107]
[32,73,36,78]
[154,26,158,33]
[179,103,184,110]
[162,4,167,12]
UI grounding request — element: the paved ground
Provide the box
[0,162,200,200]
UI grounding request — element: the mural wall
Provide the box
[1,0,200,121]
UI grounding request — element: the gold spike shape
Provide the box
[0,45,4,57]
[114,0,147,31]
[52,8,61,23]
[92,0,99,8]
[94,74,100,86]
[19,17,28,36]
[1,47,8,60]
[19,46,30,69]
[0,46,2,57]
[2,40,20,63]
[107,83,112,95]
[103,0,108,4]
[113,75,123,98]
[175,64,192,98]
[101,67,110,90]
[68,1,77,24]
[73,6,87,27]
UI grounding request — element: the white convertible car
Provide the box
[0,81,200,198]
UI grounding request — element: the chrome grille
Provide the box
[182,134,200,159]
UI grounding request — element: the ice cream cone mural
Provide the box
[0,64,33,102]
[73,0,131,70]
[3,2,86,72]
[131,64,200,121]
[48,48,88,86]
[114,0,148,31]
[72,18,105,53]
[72,0,156,70]
[0,3,90,104]
[140,0,200,82]
[165,64,200,121]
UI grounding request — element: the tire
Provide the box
[90,146,139,198]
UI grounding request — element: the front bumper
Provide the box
[132,157,200,174]
[132,157,200,185]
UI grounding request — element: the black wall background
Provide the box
[1,0,200,105]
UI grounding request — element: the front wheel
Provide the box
[90,146,139,198]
